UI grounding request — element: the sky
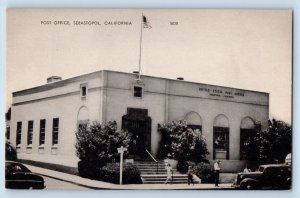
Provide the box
[6,9,292,124]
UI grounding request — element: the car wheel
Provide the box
[245,183,253,190]
[240,182,255,190]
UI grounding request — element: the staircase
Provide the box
[135,161,199,184]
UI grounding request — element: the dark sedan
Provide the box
[232,164,291,190]
[6,161,45,189]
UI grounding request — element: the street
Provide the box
[43,175,90,190]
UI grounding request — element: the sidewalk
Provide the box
[25,164,233,190]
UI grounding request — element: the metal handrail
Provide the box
[145,149,157,162]
[145,149,158,174]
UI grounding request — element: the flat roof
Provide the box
[13,69,269,97]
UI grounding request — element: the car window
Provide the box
[258,167,264,172]
[265,167,277,175]
[17,163,31,172]
[6,163,30,173]
[15,165,25,172]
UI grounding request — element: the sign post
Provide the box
[117,146,127,185]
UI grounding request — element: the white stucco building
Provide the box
[9,70,269,171]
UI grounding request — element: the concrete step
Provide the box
[135,165,165,169]
[143,180,189,184]
[134,161,165,163]
[139,171,172,174]
[140,174,198,184]
[134,161,199,184]
[141,175,199,184]
[140,171,180,175]
[135,164,166,166]
[141,174,187,177]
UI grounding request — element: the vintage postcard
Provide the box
[5,9,292,190]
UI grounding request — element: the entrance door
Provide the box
[240,129,255,160]
[122,108,151,160]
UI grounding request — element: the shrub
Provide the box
[78,160,105,179]
[75,121,137,178]
[98,163,142,184]
[157,120,209,163]
[243,119,292,165]
[177,161,195,173]
[122,164,143,184]
[193,162,214,183]
[75,121,135,163]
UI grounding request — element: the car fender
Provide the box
[240,178,259,189]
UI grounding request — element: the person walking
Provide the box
[187,166,194,185]
[164,163,172,184]
[214,160,221,187]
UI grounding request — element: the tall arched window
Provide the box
[213,114,229,160]
[184,111,202,133]
[240,117,255,160]
[77,106,89,130]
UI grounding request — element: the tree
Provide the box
[5,107,11,139]
[75,121,135,166]
[244,119,292,165]
[5,107,11,121]
[157,120,209,163]
[6,140,17,161]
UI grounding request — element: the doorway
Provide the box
[122,108,151,160]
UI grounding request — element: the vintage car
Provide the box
[5,161,45,189]
[232,164,291,190]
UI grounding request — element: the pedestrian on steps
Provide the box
[187,166,194,185]
[164,163,172,184]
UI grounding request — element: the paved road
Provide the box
[43,175,90,190]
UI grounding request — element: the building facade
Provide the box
[9,70,269,171]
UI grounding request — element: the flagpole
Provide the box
[138,13,143,81]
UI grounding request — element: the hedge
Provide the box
[193,162,214,183]
[78,161,142,184]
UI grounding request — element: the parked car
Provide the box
[5,161,45,189]
[232,164,291,190]
[285,153,291,166]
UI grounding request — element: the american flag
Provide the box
[143,15,152,29]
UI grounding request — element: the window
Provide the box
[78,121,88,131]
[16,122,22,145]
[39,119,46,146]
[213,127,229,160]
[80,83,88,98]
[27,121,33,145]
[52,118,59,145]
[240,129,255,160]
[187,125,202,133]
[134,86,143,97]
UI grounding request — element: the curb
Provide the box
[23,163,234,190]
[36,173,107,190]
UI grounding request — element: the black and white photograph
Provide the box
[5,9,292,190]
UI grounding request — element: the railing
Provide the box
[145,149,159,174]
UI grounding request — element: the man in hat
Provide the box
[214,160,221,187]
